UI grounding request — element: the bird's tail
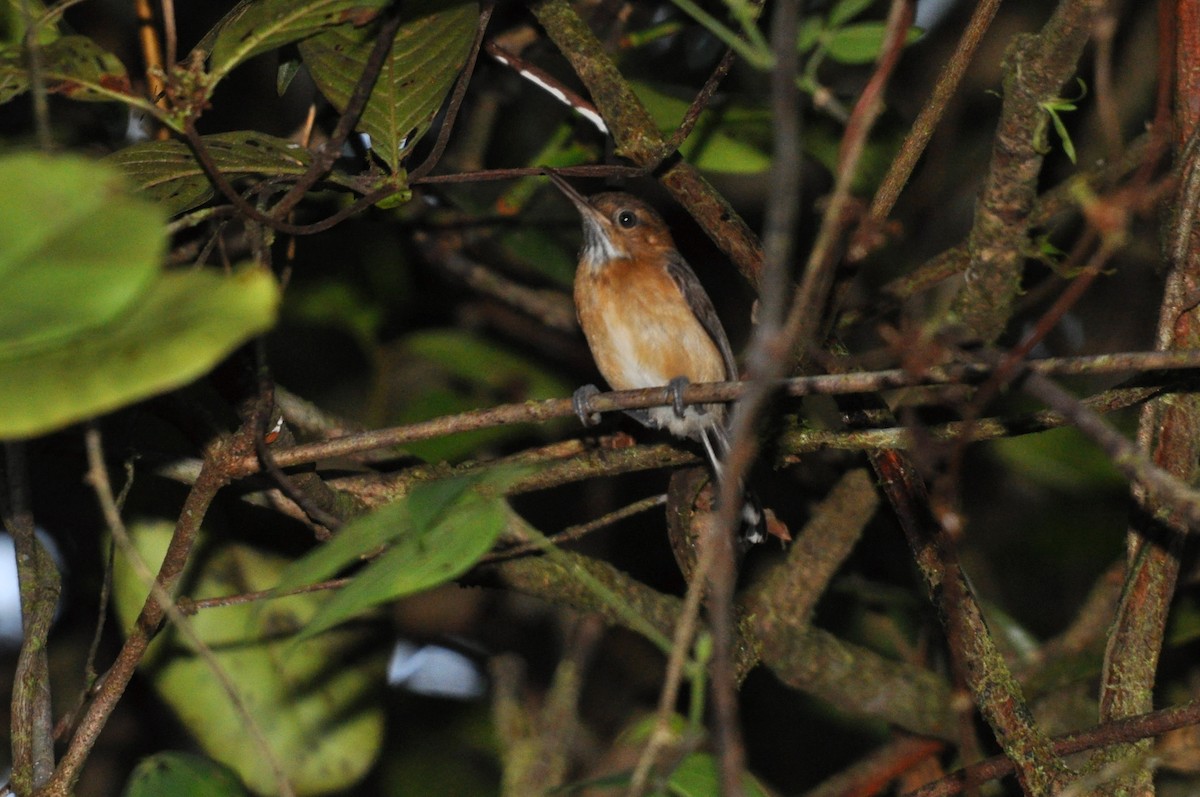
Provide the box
[698,425,768,548]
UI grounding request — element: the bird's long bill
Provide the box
[546,172,607,225]
[545,171,617,260]
[545,170,590,207]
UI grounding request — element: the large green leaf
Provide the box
[207,0,387,84]
[123,752,250,797]
[0,266,279,439]
[0,153,162,349]
[276,465,531,639]
[0,35,133,105]
[113,520,387,797]
[105,131,362,217]
[298,0,477,172]
[274,473,477,594]
[0,152,280,439]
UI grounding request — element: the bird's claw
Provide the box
[667,377,690,419]
[573,384,603,427]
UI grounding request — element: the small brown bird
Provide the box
[548,173,765,546]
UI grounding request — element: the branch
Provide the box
[908,700,1200,797]
[3,443,59,794]
[1018,368,1200,530]
[856,0,1003,253]
[408,3,493,180]
[40,428,243,796]
[477,545,956,740]
[1096,17,1200,784]
[782,0,914,358]
[80,427,295,797]
[220,351,1200,475]
[950,0,1108,342]
[528,0,765,287]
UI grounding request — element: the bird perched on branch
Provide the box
[547,172,766,548]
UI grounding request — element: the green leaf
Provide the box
[208,0,386,83]
[0,152,280,439]
[105,131,361,217]
[824,21,921,65]
[280,465,532,639]
[1051,109,1076,163]
[277,56,302,95]
[828,0,876,27]
[301,489,506,638]
[0,153,162,350]
[795,16,824,54]
[123,752,249,797]
[0,266,279,439]
[631,82,770,174]
[270,463,490,599]
[113,520,386,796]
[0,45,20,102]
[1,0,58,46]
[384,329,572,462]
[284,279,385,351]
[990,427,1124,492]
[298,0,477,172]
[0,35,133,105]
[663,753,770,797]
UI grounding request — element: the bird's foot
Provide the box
[572,384,603,427]
[666,376,690,419]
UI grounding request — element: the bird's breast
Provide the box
[574,257,727,393]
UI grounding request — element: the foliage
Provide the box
[0,1,1195,797]
[0,152,278,439]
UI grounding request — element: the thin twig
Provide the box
[21,0,51,149]
[411,3,494,180]
[133,0,166,114]
[2,443,58,793]
[413,229,577,332]
[268,8,406,221]
[81,426,296,797]
[699,0,807,792]
[160,0,176,70]
[485,41,608,134]
[907,700,1200,797]
[482,493,666,563]
[802,736,945,797]
[1017,368,1200,529]
[55,461,128,745]
[784,0,915,359]
[413,163,644,184]
[43,430,236,796]
[184,577,350,612]
[659,48,738,158]
[218,351,1200,475]
[856,0,1002,252]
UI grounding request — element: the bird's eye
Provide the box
[617,210,638,228]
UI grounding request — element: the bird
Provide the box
[547,172,766,547]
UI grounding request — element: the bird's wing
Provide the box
[664,251,738,381]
